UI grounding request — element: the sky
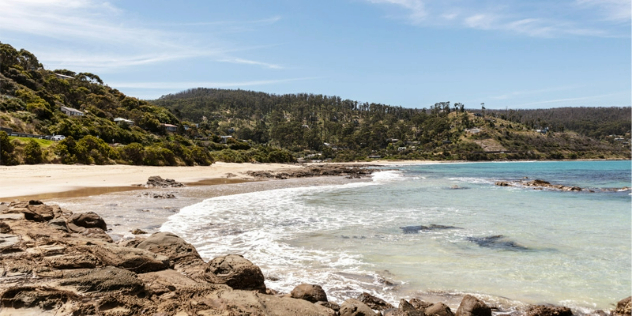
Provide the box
[0,0,630,109]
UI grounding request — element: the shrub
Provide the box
[0,131,17,165]
[24,139,43,164]
[121,143,145,165]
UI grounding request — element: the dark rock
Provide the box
[340,298,377,316]
[135,232,202,266]
[59,266,144,293]
[317,301,341,312]
[466,235,528,251]
[291,284,328,303]
[357,292,394,310]
[426,302,454,316]
[455,295,491,316]
[526,305,573,316]
[495,181,511,187]
[614,296,631,316]
[0,221,10,233]
[204,254,266,292]
[141,192,176,199]
[146,176,184,188]
[66,212,107,232]
[48,218,68,232]
[400,224,459,234]
[409,299,433,310]
[131,228,147,235]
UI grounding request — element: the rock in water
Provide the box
[340,298,377,316]
[526,305,573,316]
[291,284,328,303]
[357,292,394,310]
[456,295,491,316]
[204,254,266,292]
[426,302,455,316]
[614,297,631,316]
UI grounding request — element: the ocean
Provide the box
[160,160,631,312]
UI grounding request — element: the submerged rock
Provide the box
[401,224,460,234]
[466,235,529,251]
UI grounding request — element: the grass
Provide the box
[9,136,55,148]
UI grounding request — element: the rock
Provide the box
[87,243,170,273]
[317,301,341,312]
[131,228,147,235]
[66,212,107,233]
[426,302,455,316]
[48,218,68,232]
[614,297,631,316]
[357,292,394,310]
[526,305,573,316]
[0,286,79,311]
[466,235,528,251]
[146,176,184,188]
[204,288,336,315]
[410,299,433,310]
[291,284,328,303]
[204,254,266,292]
[0,233,20,252]
[135,232,203,266]
[137,269,229,295]
[495,181,511,186]
[400,224,460,234]
[340,298,378,316]
[0,220,11,233]
[141,192,177,199]
[59,266,145,293]
[455,295,491,316]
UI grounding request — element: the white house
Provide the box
[220,135,232,144]
[114,118,134,126]
[51,135,66,141]
[161,123,177,132]
[60,106,84,117]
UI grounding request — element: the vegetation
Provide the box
[0,42,629,165]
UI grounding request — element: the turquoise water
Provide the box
[162,160,631,312]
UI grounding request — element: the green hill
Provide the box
[0,42,629,165]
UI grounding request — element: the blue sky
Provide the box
[0,0,629,109]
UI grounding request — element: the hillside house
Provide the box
[60,106,84,117]
[114,118,134,126]
[162,123,177,132]
[220,136,232,144]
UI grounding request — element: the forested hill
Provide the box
[153,88,630,161]
[480,107,631,139]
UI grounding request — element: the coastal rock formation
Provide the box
[400,224,460,234]
[246,164,375,180]
[494,179,631,193]
[409,298,434,310]
[66,211,107,232]
[145,175,184,188]
[466,235,529,251]
[134,231,202,267]
[526,305,573,316]
[340,298,378,316]
[614,297,631,316]
[425,302,455,316]
[455,295,491,316]
[357,292,394,310]
[291,284,328,303]
[204,254,267,292]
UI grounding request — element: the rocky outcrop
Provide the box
[426,302,455,316]
[145,175,184,188]
[134,231,203,267]
[66,211,107,232]
[494,179,631,193]
[455,295,491,316]
[400,224,460,234]
[247,164,375,180]
[340,298,378,316]
[382,299,425,316]
[526,305,573,316]
[203,254,266,292]
[291,283,328,303]
[357,292,394,310]
[614,297,632,316]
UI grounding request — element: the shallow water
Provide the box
[161,161,631,311]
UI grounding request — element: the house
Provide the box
[387,138,399,143]
[114,118,134,126]
[60,106,84,117]
[398,147,407,151]
[162,123,177,132]
[220,136,232,144]
[465,128,481,134]
[54,73,74,80]
[368,155,381,159]
[51,135,66,141]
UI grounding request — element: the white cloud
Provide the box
[364,0,627,37]
[0,0,283,71]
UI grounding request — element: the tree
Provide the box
[24,139,43,164]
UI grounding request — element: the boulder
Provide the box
[425,302,454,316]
[59,266,144,293]
[317,301,341,312]
[66,212,107,233]
[87,243,170,273]
[291,284,328,303]
[383,299,424,316]
[614,297,631,316]
[48,218,68,232]
[410,299,433,310]
[526,305,573,316]
[135,232,202,266]
[203,288,336,315]
[204,254,266,292]
[357,292,394,310]
[340,298,377,316]
[146,176,184,188]
[455,295,491,316]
